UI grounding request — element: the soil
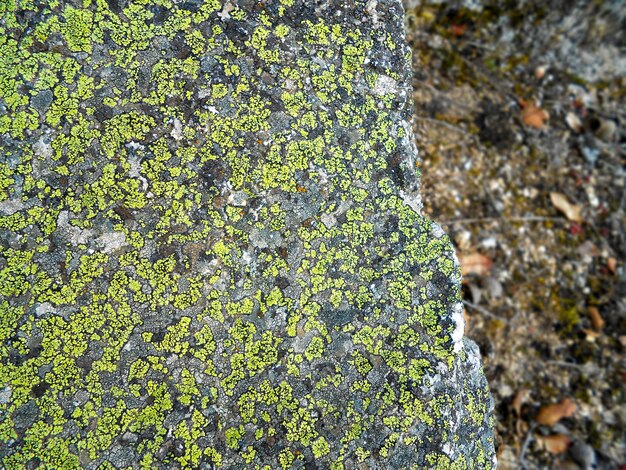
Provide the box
[404,1,626,468]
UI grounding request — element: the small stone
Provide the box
[569,441,597,470]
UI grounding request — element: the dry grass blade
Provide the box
[550,192,583,223]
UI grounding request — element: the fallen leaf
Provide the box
[467,282,482,304]
[550,192,583,222]
[569,222,583,235]
[582,328,600,342]
[557,461,585,470]
[454,230,472,251]
[512,388,530,417]
[536,434,572,454]
[535,65,547,80]
[607,257,616,274]
[520,99,549,128]
[459,253,493,279]
[577,240,599,258]
[484,276,504,299]
[451,23,467,36]
[536,398,576,426]
[587,306,605,331]
[565,112,583,132]
[512,388,530,437]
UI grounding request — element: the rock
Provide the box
[0,1,495,468]
[569,440,597,470]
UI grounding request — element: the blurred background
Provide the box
[402,1,625,468]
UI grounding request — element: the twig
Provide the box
[519,423,537,470]
[545,360,585,370]
[441,216,565,225]
[414,116,475,139]
[412,80,477,112]
[462,300,509,322]
[463,40,496,51]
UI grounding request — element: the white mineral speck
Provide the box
[320,213,337,229]
[171,118,184,141]
[451,302,465,352]
[97,231,127,254]
[373,75,399,96]
[35,302,55,318]
[0,387,11,405]
[57,211,94,245]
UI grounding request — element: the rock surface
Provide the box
[0,0,495,468]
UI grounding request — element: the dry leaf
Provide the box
[536,434,572,454]
[454,230,472,251]
[451,23,467,37]
[512,388,530,417]
[484,276,504,299]
[520,99,549,128]
[582,328,600,342]
[459,253,493,279]
[565,112,583,133]
[535,65,547,80]
[467,282,482,304]
[577,240,600,258]
[536,398,576,426]
[607,257,616,274]
[550,192,583,223]
[463,308,470,336]
[587,306,605,331]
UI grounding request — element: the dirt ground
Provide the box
[404,1,625,468]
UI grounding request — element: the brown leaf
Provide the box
[607,257,616,274]
[536,434,572,454]
[536,398,576,426]
[459,253,493,279]
[463,308,470,335]
[512,388,530,417]
[520,99,549,128]
[550,192,583,223]
[587,306,605,331]
[582,328,600,342]
[451,23,467,37]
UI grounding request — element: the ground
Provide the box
[404,1,625,468]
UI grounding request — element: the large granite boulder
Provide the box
[0,0,495,468]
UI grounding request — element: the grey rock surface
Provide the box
[0,0,495,468]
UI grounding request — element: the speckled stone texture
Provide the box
[0,0,495,468]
